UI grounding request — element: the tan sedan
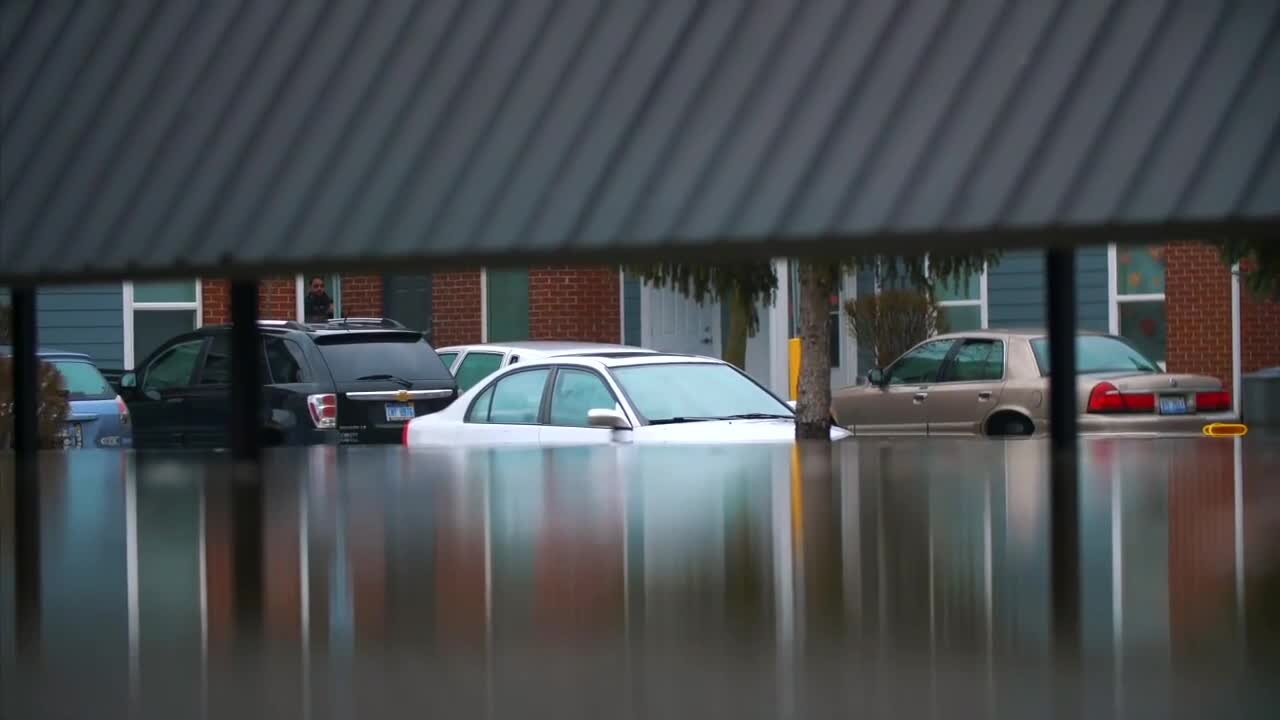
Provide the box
[832,330,1237,437]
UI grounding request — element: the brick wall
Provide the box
[340,273,383,317]
[1240,280,1280,374]
[201,277,296,324]
[528,266,620,343]
[1165,242,1233,386]
[431,270,483,347]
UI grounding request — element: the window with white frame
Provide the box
[933,266,988,332]
[125,280,202,368]
[1110,244,1167,366]
[296,274,342,323]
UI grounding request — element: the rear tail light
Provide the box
[402,418,412,447]
[1086,382,1155,414]
[307,394,338,429]
[1195,390,1231,412]
[116,395,130,425]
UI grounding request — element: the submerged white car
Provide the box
[436,340,659,392]
[403,353,849,448]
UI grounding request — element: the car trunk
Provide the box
[1076,372,1225,415]
[313,331,458,444]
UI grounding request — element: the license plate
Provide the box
[1159,396,1188,415]
[56,423,83,449]
[385,402,415,422]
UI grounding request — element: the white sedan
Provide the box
[403,353,850,447]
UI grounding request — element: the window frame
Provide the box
[545,366,622,428]
[927,259,988,333]
[1108,243,1167,369]
[937,338,1007,384]
[123,280,204,369]
[464,367,552,426]
[295,274,343,323]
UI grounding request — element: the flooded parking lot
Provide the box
[3,437,1279,719]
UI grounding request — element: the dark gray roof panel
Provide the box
[3,0,1278,282]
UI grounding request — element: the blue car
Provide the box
[1,347,132,449]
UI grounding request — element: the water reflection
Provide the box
[2,438,1279,718]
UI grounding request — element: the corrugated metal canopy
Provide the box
[2,0,1278,282]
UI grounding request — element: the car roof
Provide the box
[514,352,722,370]
[0,345,93,360]
[933,328,1110,340]
[436,341,655,356]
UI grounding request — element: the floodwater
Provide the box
[2,437,1279,719]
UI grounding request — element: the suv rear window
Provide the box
[50,360,116,401]
[314,332,452,382]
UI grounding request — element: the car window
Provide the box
[50,360,115,401]
[314,332,452,382]
[199,335,232,384]
[467,385,495,423]
[437,351,458,371]
[455,352,504,392]
[610,362,791,423]
[265,337,310,384]
[943,340,1005,382]
[472,369,550,425]
[887,340,956,385]
[142,340,204,391]
[1030,335,1161,376]
[548,369,618,427]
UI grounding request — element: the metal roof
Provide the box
[3,0,1278,283]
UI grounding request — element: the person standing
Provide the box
[305,276,334,323]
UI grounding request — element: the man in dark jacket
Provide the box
[305,276,334,323]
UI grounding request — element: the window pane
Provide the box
[200,335,231,385]
[134,281,196,304]
[1030,335,1161,376]
[455,352,504,392]
[934,272,980,302]
[436,352,458,372]
[467,386,495,422]
[1118,301,1167,364]
[142,340,203,391]
[488,369,550,424]
[314,333,452,382]
[888,340,955,385]
[1116,245,1166,295]
[302,274,339,323]
[611,363,792,422]
[945,341,1004,382]
[265,337,310,384]
[940,304,982,332]
[549,369,617,427]
[134,309,197,366]
[50,360,115,401]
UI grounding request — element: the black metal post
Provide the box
[229,280,262,463]
[11,286,41,656]
[1046,247,1080,654]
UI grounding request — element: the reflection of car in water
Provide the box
[405,353,849,448]
[833,331,1235,437]
[435,341,658,393]
[1,347,132,449]
[119,320,457,448]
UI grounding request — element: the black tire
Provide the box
[989,414,1033,437]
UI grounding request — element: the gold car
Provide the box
[831,330,1236,437]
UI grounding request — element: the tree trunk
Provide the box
[796,262,834,441]
[722,290,751,370]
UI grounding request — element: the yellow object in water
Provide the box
[1202,423,1248,438]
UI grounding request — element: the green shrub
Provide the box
[844,289,950,370]
[0,305,71,449]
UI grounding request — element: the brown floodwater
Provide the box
[3,436,1279,719]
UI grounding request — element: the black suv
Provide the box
[119,319,457,448]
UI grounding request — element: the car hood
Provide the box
[637,418,850,444]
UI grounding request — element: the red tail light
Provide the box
[1087,382,1155,414]
[1195,391,1231,412]
[116,395,130,425]
[402,418,412,447]
[306,394,338,429]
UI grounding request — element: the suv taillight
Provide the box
[307,394,337,429]
[1195,391,1231,412]
[116,395,130,425]
[402,418,411,447]
[1087,382,1155,414]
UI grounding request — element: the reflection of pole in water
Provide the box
[299,472,311,720]
[126,464,140,710]
[1234,437,1245,636]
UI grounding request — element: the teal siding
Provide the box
[486,269,529,342]
[624,274,641,346]
[987,248,1109,332]
[1,285,124,367]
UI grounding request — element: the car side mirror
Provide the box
[120,372,137,389]
[587,408,631,430]
[867,368,886,387]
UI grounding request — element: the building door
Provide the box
[383,274,433,338]
[641,283,719,357]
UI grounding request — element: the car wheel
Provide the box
[989,414,1033,437]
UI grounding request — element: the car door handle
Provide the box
[165,397,183,404]
[978,391,993,401]
[913,393,928,404]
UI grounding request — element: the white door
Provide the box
[641,283,719,357]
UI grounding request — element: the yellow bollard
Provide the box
[788,337,801,401]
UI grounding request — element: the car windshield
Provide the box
[1030,335,1162,375]
[610,362,792,424]
[50,360,116,401]
[315,333,452,383]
